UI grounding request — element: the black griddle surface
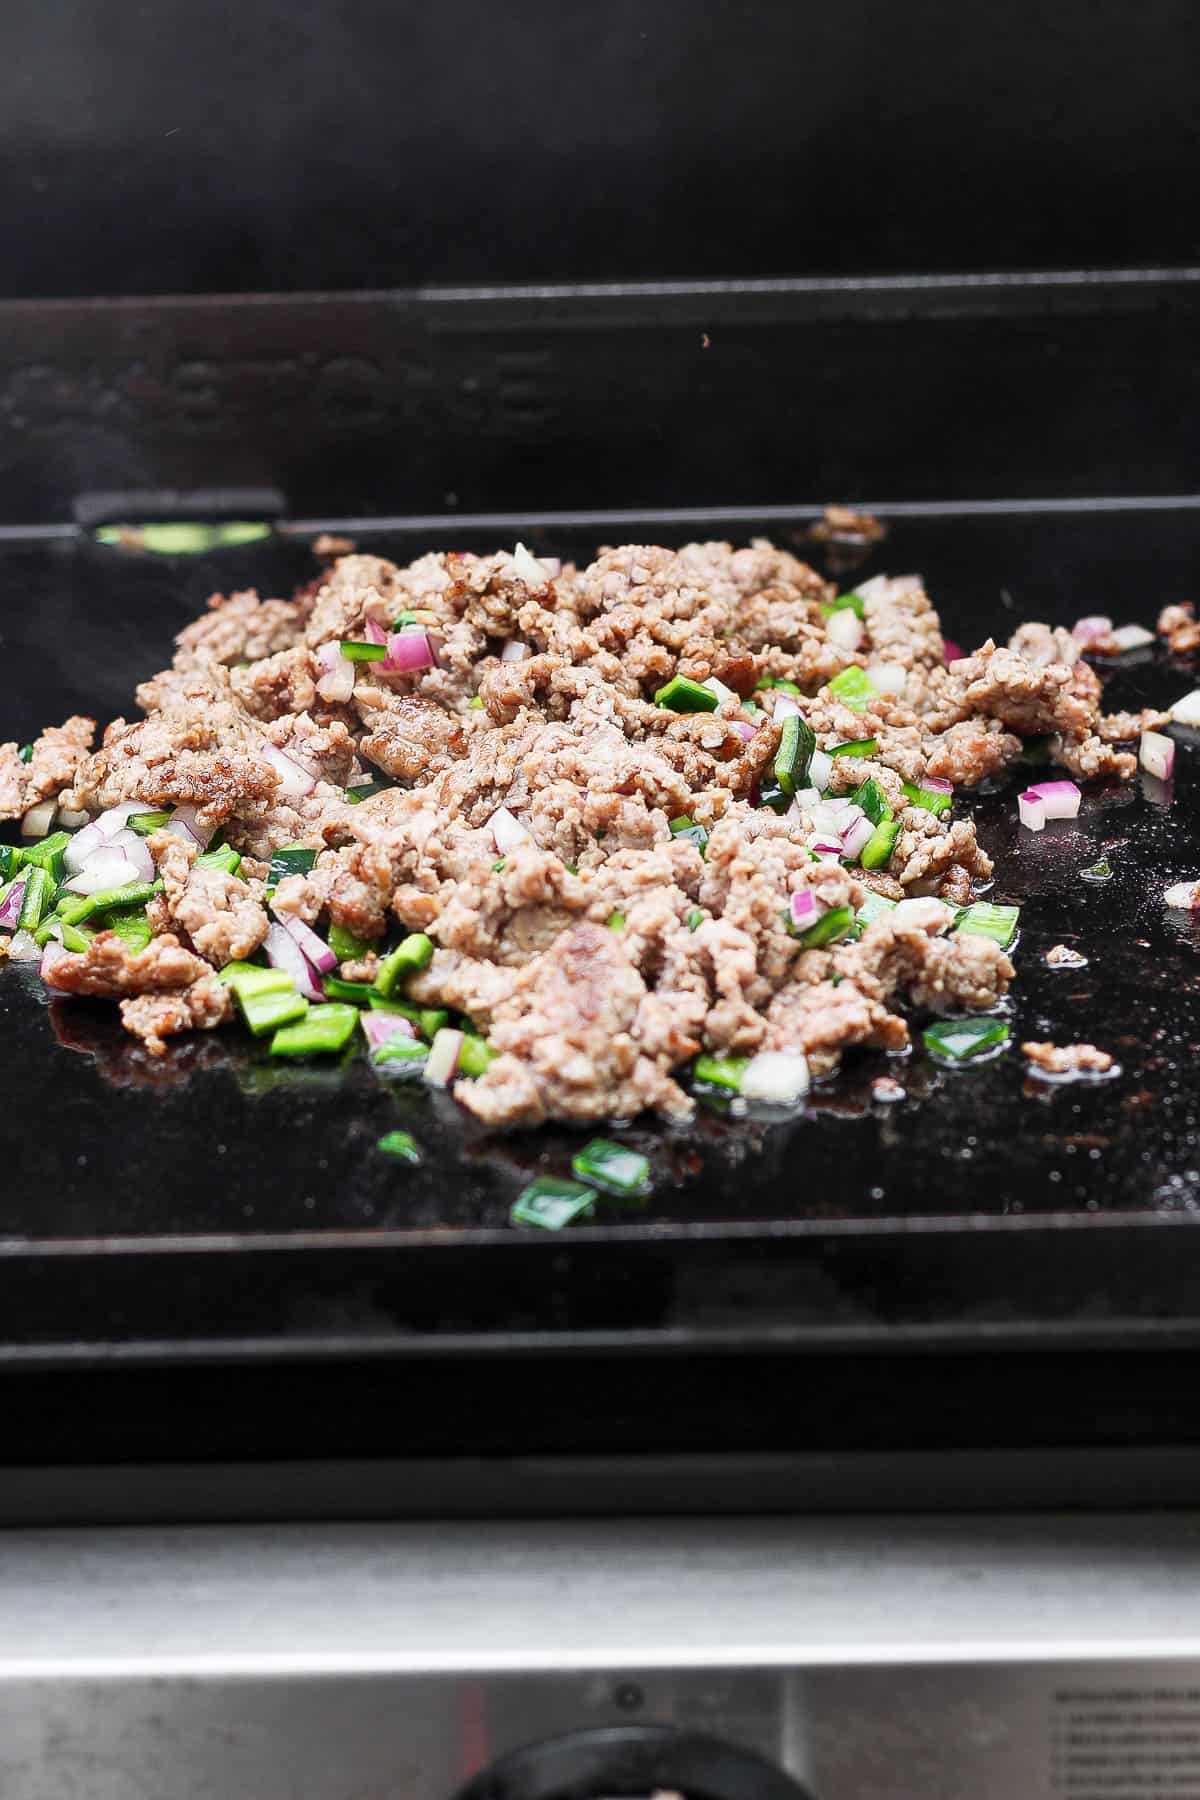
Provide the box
[2,503,1200,1363]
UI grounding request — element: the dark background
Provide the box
[1,0,1198,300]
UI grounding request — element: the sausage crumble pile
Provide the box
[0,540,1149,1126]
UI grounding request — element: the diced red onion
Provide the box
[825,796,853,813]
[263,745,317,801]
[385,630,436,674]
[1109,624,1155,652]
[921,775,954,795]
[105,828,155,883]
[942,639,964,665]
[732,721,756,744]
[511,542,551,586]
[7,927,41,962]
[57,807,89,830]
[361,1010,417,1053]
[98,802,152,837]
[363,617,388,646]
[490,806,530,853]
[166,804,217,849]
[789,889,826,931]
[1072,615,1114,646]
[1024,779,1082,821]
[703,676,737,705]
[740,1050,810,1106]
[1018,790,1046,832]
[39,938,70,982]
[1164,880,1200,910]
[1171,689,1200,727]
[826,610,863,653]
[840,814,875,861]
[0,875,28,929]
[809,839,844,862]
[1140,730,1175,782]
[21,799,57,838]
[65,847,142,894]
[772,692,801,721]
[317,639,356,703]
[867,661,907,695]
[280,913,338,974]
[263,921,325,1001]
[807,749,833,792]
[64,820,108,875]
[424,1026,464,1089]
[500,638,531,663]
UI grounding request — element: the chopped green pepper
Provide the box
[571,1138,651,1197]
[606,909,626,931]
[669,814,709,854]
[756,776,791,815]
[821,591,866,619]
[22,830,70,882]
[827,666,878,711]
[0,845,23,882]
[97,907,153,953]
[692,1053,748,1093]
[220,962,292,997]
[860,818,901,870]
[468,696,484,710]
[270,1002,358,1057]
[511,1177,596,1230]
[196,845,242,876]
[345,776,395,804]
[338,639,387,662]
[686,907,705,931]
[328,921,373,963]
[322,975,375,1005]
[267,843,317,887]
[797,903,855,948]
[238,987,308,1037]
[127,810,172,836]
[851,777,890,827]
[373,932,434,996]
[17,865,54,930]
[754,675,801,696]
[654,674,720,713]
[17,744,33,764]
[378,1129,421,1163]
[457,1033,495,1078]
[371,1035,429,1069]
[773,715,816,798]
[829,737,879,758]
[901,779,953,818]
[855,891,899,930]
[954,902,1020,949]
[923,1016,1010,1061]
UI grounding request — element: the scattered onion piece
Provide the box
[942,639,964,665]
[1109,624,1155,652]
[363,617,388,647]
[741,1050,810,1106]
[263,921,325,1001]
[385,630,436,673]
[57,808,89,830]
[702,676,737,705]
[21,799,57,838]
[1164,880,1200,911]
[1019,780,1081,830]
[840,814,875,861]
[1072,615,1114,646]
[361,1010,417,1053]
[8,928,42,963]
[263,745,316,801]
[826,609,862,653]
[1018,790,1046,832]
[65,848,142,894]
[490,806,530,853]
[317,639,355,703]
[789,890,825,932]
[424,1026,464,1088]
[1140,730,1175,781]
[807,750,833,792]
[866,661,907,695]
[280,914,338,974]
[1172,689,1200,727]
[500,639,530,662]
[772,692,801,721]
[511,542,550,586]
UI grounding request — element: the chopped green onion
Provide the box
[391,611,420,630]
[491,858,507,873]
[669,814,710,854]
[468,696,484,710]
[571,1138,651,1197]
[17,744,33,764]
[22,830,71,882]
[378,1129,421,1163]
[797,903,855,948]
[829,737,879,758]
[196,844,242,876]
[322,974,375,1004]
[901,779,953,818]
[17,865,54,930]
[64,879,162,925]
[606,908,626,931]
[654,674,720,713]
[686,907,704,931]
[328,921,373,963]
[0,845,23,882]
[773,715,816,798]
[345,776,395,804]
[693,1052,748,1092]
[828,666,878,710]
[821,591,866,620]
[373,932,434,996]
[59,920,93,953]
[267,843,317,886]
[239,988,308,1037]
[511,1177,596,1230]
[457,1033,495,1078]
[97,907,152,953]
[923,1016,1010,1061]
[219,962,291,996]
[954,902,1020,949]
[1081,856,1113,883]
[127,810,172,836]
[270,1001,358,1057]
[338,639,388,662]
[754,675,801,696]
[860,818,901,870]
[851,777,890,826]
[855,891,899,929]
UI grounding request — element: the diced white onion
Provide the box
[165,804,217,849]
[490,805,530,853]
[21,799,57,838]
[500,638,531,662]
[702,676,737,705]
[1018,791,1046,832]
[57,808,89,829]
[807,750,833,792]
[65,849,141,894]
[1109,624,1155,652]
[316,639,355,703]
[853,575,889,603]
[511,542,550,586]
[826,609,863,653]
[741,1050,810,1106]
[263,744,317,801]
[106,829,155,883]
[1172,689,1200,727]
[1140,730,1175,781]
[772,692,801,721]
[866,661,908,695]
[1164,880,1200,910]
[424,1027,464,1089]
[64,820,109,875]
[8,928,42,962]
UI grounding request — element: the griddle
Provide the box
[3,490,1200,1519]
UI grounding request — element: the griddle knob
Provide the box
[452,1724,814,1800]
